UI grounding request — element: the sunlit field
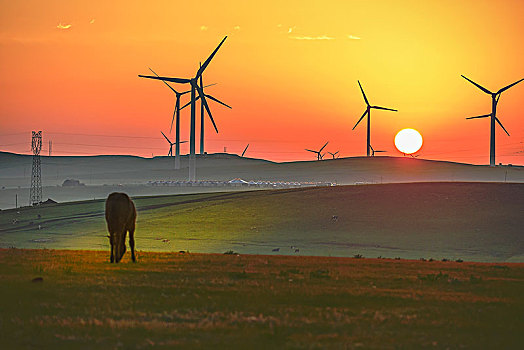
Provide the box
[1,183,523,262]
[0,249,522,349]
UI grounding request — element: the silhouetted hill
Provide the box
[1,151,522,187]
[1,151,522,209]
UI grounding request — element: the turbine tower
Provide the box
[200,62,205,155]
[305,141,329,160]
[352,81,397,157]
[139,36,228,181]
[29,131,42,206]
[461,75,523,166]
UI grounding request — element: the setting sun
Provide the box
[395,128,423,154]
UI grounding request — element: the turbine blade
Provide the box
[305,149,316,153]
[196,36,227,78]
[195,82,218,133]
[495,117,510,136]
[497,78,524,94]
[319,141,329,152]
[334,151,339,155]
[352,110,368,130]
[205,94,232,109]
[149,67,179,94]
[168,146,172,156]
[372,106,397,112]
[161,131,172,144]
[199,62,204,91]
[180,96,201,110]
[138,75,191,84]
[466,114,491,120]
[357,80,369,105]
[178,141,188,144]
[203,83,217,89]
[461,75,492,95]
[241,144,249,157]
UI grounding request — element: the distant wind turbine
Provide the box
[161,131,186,161]
[353,81,397,157]
[139,36,229,181]
[461,75,523,166]
[370,145,386,157]
[241,144,249,157]
[327,151,339,159]
[305,141,329,160]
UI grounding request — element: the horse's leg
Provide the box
[129,228,136,262]
[110,234,115,263]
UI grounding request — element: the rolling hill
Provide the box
[1,151,523,209]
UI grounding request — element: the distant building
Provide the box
[228,178,249,186]
[62,179,85,187]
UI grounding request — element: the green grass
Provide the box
[1,183,523,261]
[0,249,523,349]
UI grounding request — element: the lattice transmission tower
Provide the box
[30,131,42,206]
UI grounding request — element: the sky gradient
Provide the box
[1,0,523,164]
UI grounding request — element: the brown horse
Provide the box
[105,192,137,263]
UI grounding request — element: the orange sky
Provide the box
[1,0,523,164]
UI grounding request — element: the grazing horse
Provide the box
[105,192,137,263]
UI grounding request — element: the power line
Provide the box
[57,142,166,150]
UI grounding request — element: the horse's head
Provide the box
[110,234,127,263]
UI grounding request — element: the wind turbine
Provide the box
[241,144,249,157]
[305,141,329,160]
[352,81,397,157]
[370,145,386,157]
[197,63,232,155]
[461,75,523,166]
[327,151,339,159]
[148,68,216,169]
[139,36,228,181]
[161,131,187,164]
[179,73,232,154]
[148,68,190,169]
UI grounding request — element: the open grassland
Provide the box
[0,249,523,349]
[1,183,523,262]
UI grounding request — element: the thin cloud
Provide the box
[234,25,240,30]
[288,26,295,33]
[348,35,361,40]
[277,24,282,28]
[200,25,208,31]
[90,19,95,24]
[290,35,334,40]
[56,23,72,30]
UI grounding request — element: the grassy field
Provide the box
[1,183,523,262]
[0,248,522,349]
